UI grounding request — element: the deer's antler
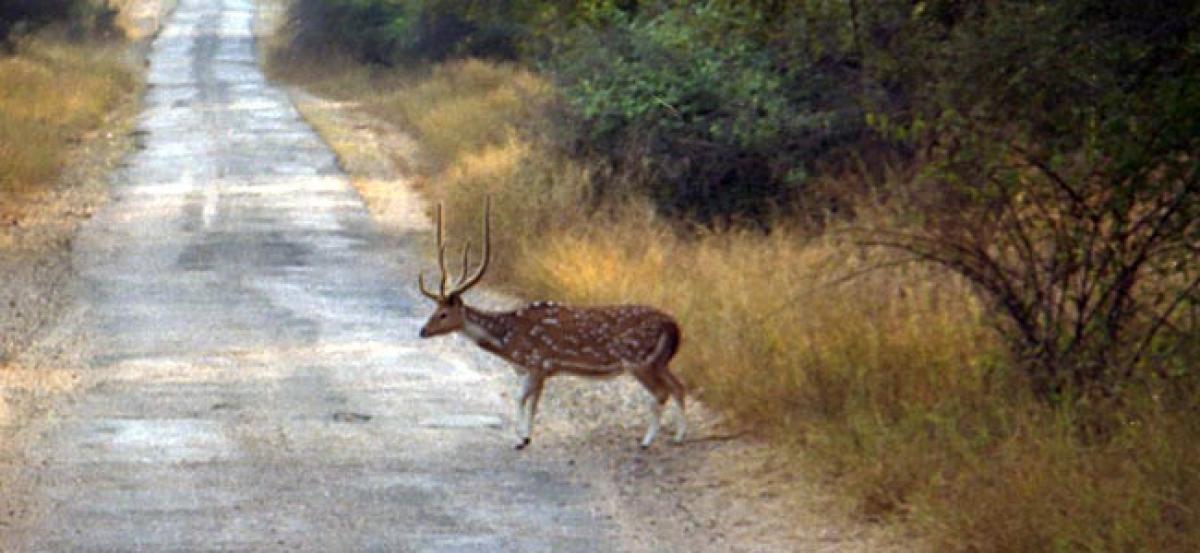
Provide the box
[417,198,491,301]
[447,197,490,297]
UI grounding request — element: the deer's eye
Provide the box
[439,313,448,319]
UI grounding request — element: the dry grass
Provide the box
[2,2,150,432]
[920,406,1200,552]
[272,49,1200,551]
[518,219,991,423]
[0,36,136,205]
[367,61,551,170]
[267,52,554,169]
[504,184,1200,553]
[515,212,1002,513]
[266,52,590,278]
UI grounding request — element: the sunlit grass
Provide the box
[373,61,549,169]
[518,215,996,418]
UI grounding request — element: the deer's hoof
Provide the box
[639,442,651,450]
[514,438,531,450]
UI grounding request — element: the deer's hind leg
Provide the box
[660,367,687,444]
[630,366,671,449]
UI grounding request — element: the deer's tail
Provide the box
[662,320,682,363]
[659,320,685,401]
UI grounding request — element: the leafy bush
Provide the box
[550,4,867,221]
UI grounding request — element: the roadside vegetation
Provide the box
[1,0,156,436]
[0,0,139,206]
[271,1,1200,550]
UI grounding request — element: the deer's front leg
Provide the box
[514,374,531,449]
[514,372,545,450]
[526,374,546,448]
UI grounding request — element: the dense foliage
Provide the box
[548,5,867,220]
[285,0,534,63]
[286,0,1200,401]
[0,0,117,47]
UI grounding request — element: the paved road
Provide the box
[6,0,618,550]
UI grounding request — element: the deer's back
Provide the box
[505,302,678,371]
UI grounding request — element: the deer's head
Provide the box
[417,199,490,338]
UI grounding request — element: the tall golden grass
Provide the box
[0,36,136,203]
[273,52,1200,551]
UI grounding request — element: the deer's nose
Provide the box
[419,326,431,338]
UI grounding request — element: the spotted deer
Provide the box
[417,199,686,449]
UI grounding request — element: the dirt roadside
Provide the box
[281,69,911,553]
[0,0,175,532]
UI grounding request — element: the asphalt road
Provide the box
[5,0,620,550]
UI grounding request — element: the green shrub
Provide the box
[550,4,866,222]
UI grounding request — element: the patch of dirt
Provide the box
[286,90,912,552]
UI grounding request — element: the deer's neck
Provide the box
[460,307,516,354]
